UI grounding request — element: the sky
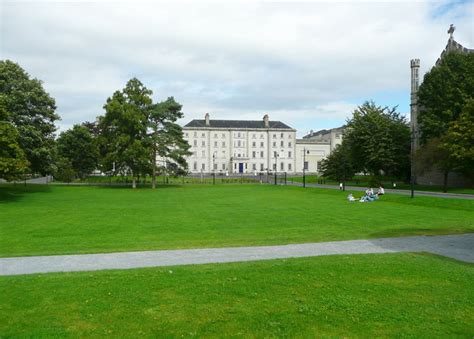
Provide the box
[1,0,473,137]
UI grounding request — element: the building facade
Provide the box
[183,114,297,174]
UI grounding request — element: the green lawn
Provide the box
[1,253,473,337]
[1,184,473,257]
[289,175,474,194]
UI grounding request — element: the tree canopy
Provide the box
[417,51,474,144]
[57,125,98,179]
[343,101,411,179]
[0,60,59,176]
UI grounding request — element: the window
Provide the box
[214,133,218,138]
[222,150,226,156]
[252,134,256,139]
[317,161,322,171]
[234,163,237,169]
[280,162,284,170]
[288,151,292,158]
[260,134,264,139]
[194,131,197,137]
[260,142,264,147]
[252,151,256,158]
[185,132,189,137]
[280,141,284,147]
[288,134,291,139]
[214,163,217,170]
[260,163,264,171]
[201,163,205,170]
[335,133,341,139]
[202,150,205,157]
[222,141,226,147]
[288,142,292,147]
[202,141,206,147]
[214,141,218,147]
[193,162,197,170]
[288,163,292,171]
[238,153,241,157]
[273,134,276,139]
[273,142,276,147]
[260,151,264,158]
[238,140,241,147]
[252,163,256,170]
[252,142,256,147]
[222,133,225,138]
[202,133,205,137]
[273,163,276,170]
[222,163,226,170]
[304,161,309,170]
[194,140,197,146]
[238,132,241,138]
[281,133,284,138]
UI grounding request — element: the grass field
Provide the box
[1,253,473,337]
[1,184,473,257]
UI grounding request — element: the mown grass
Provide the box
[289,175,474,194]
[1,253,473,337]
[1,184,472,257]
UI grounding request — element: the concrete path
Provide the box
[1,234,472,276]
[287,181,474,200]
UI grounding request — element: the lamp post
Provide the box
[410,128,417,198]
[274,151,279,185]
[303,148,309,188]
[212,152,216,185]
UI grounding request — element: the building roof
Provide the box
[184,119,294,129]
[436,37,474,66]
[302,126,344,139]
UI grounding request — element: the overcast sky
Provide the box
[1,0,473,137]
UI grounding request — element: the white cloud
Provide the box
[1,0,473,134]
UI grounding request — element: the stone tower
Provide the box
[410,58,420,145]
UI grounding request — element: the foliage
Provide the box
[343,101,410,179]
[98,78,152,187]
[148,97,191,187]
[1,185,472,257]
[320,143,356,184]
[0,60,59,175]
[417,51,474,143]
[415,138,453,192]
[98,78,190,188]
[56,125,98,179]
[440,99,474,177]
[53,157,75,183]
[0,122,29,181]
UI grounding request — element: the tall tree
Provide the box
[0,60,59,175]
[344,101,411,179]
[148,97,191,189]
[56,125,98,179]
[440,99,474,178]
[415,138,453,192]
[320,142,356,189]
[417,51,474,144]
[98,78,153,188]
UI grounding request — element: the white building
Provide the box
[183,114,296,174]
[295,127,344,173]
[183,113,345,175]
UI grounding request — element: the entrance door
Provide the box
[239,163,244,173]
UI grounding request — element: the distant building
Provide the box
[295,127,345,173]
[183,114,297,174]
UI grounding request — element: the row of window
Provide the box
[185,131,293,140]
[191,150,293,159]
[191,140,293,148]
[192,162,293,171]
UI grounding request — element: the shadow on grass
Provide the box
[0,184,52,204]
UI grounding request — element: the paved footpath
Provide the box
[1,234,472,276]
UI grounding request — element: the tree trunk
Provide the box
[152,150,156,189]
[443,171,449,193]
[132,171,136,189]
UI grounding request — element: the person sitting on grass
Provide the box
[377,186,385,196]
[347,193,357,202]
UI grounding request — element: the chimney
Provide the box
[263,114,269,128]
[205,113,210,126]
